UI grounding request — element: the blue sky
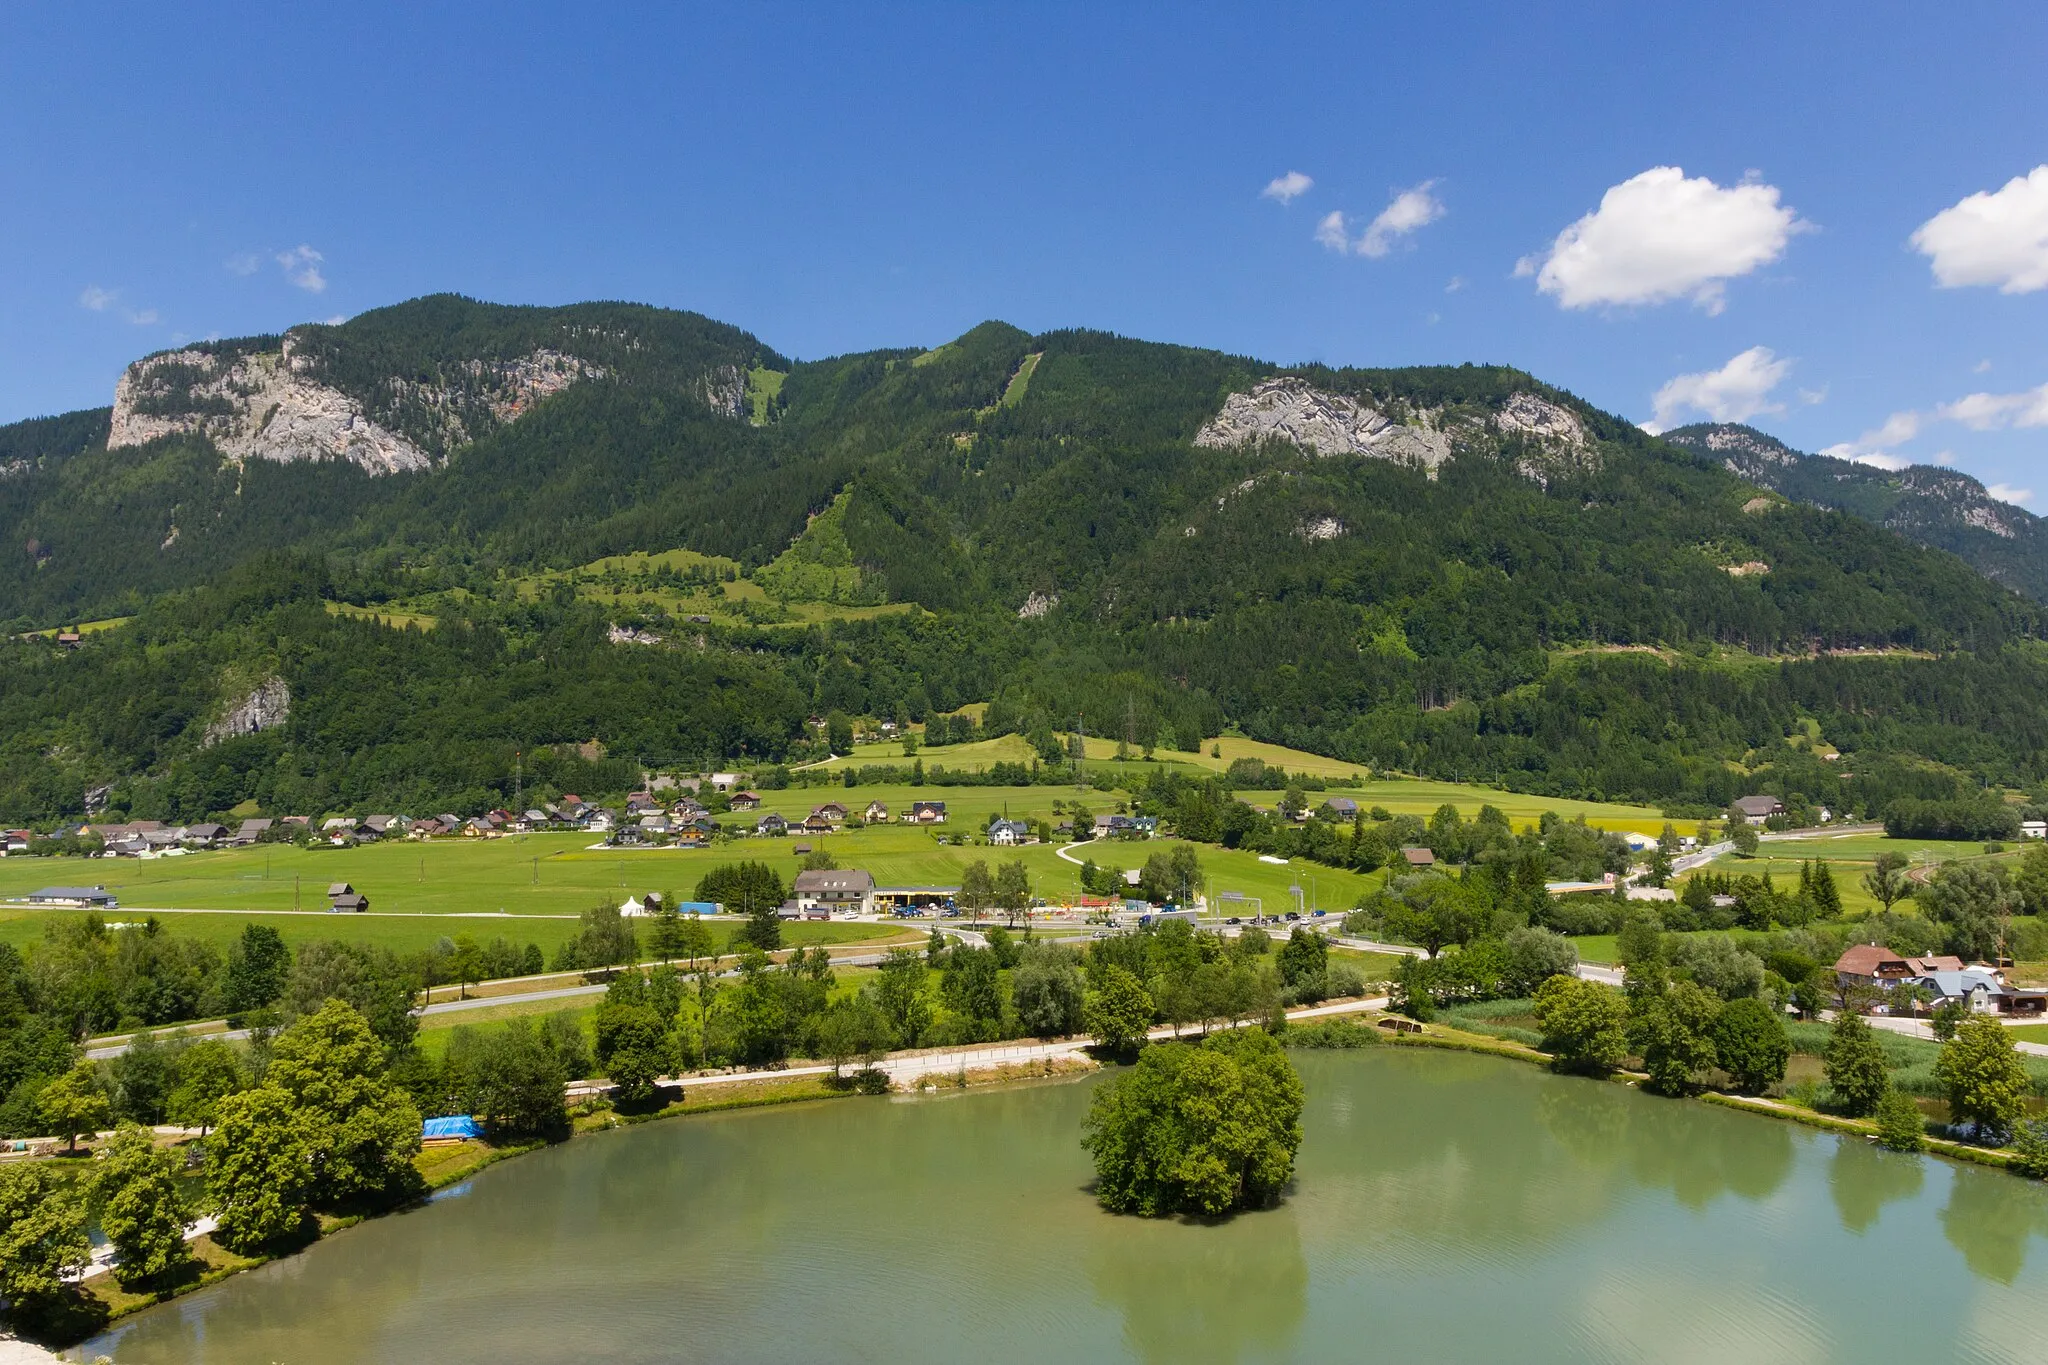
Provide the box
[4,2,2046,501]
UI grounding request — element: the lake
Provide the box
[77,1050,2048,1363]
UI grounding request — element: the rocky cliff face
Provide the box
[108,334,603,475]
[203,677,290,745]
[1196,377,1452,468]
[1196,378,1593,483]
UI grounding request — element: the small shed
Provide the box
[422,1115,484,1142]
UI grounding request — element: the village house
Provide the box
[327,882,368,913]
[800,812,837,835]
[905,800,948,825]
[1833,944,1964,995]
[1731,794,1785,826]
[2025,819,2048,840]
[756,812,789,836]
[176,822,228,847]
[793,868,876,917]
[1321,796,1360,818]
[729,791,762,811]
[864,799,891,823]
[812,802,850,825]
[1401,846,1436,868]
[989,817,1031,846]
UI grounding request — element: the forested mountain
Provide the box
[1660,422,2048,601]
[3,295,2047,824]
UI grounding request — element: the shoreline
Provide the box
[34,998,2030,1353]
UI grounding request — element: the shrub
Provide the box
[1875,1087,1926,1153]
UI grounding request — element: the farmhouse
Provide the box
[864,800,891,823]
[989,818,1031,846]
[756,812,789,836]
[729,791,762,811]
[1833,944,1963,995]
[1731,794,1785,825]
[905,801,948,825]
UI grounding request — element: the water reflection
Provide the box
[1827,1138,1922,1235]
[1940,1163,2048,1284]
[1536,1074,1796,1209]
[73,1053,2048,1365]
[1089,1212,1307,1365]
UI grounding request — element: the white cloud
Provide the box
[1975,359,1994,373]
[1446,275,1466,292]
[224,252,261,277]
[78,285,117,311]
[1911,164,2048,293]
[1519,166,1807,313]
[126,308,158,326]
[1355,182,1445,257]
[1313,183,1445,257]
[276,244,327,293]
[1314,210,1349,252]
[1261,171,1313,205]
[1645,346,1792,432]
[1937,381,2048,431]
[1797,386,1828,406]
[1987,483,2035,507]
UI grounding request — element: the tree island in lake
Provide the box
[1081,1028,1304,1217]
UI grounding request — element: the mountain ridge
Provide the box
[1659,421,2048,600]
[2,294,2045,825]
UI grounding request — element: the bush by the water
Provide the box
[1281,1019,1385,1049]
[1081,1029,1304,1217]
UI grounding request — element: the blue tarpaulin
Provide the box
[423,1115,484,1140]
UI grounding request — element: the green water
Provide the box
[78,1051,2048,1363]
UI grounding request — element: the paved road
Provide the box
[568,993,1396,1099]
[1866,1012,2048,1057]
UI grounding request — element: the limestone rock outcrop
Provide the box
[204,677,290,745]
[108,335,604,475]
[1195,377,1451,469]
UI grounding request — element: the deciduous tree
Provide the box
[0,1163,90,1320]
[1936,1015,2030,1141]
[1823,1012,1890,1117]
[91,1125,192,1287]
[207,1086,314,1251]
[1533,975,1627,1073]
[1081,1028,1303,1217]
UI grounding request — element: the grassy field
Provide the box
[826,736,1672,834]
[0,823,1392,925]
[1681,835,2021,915]
[325,601,438,630]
